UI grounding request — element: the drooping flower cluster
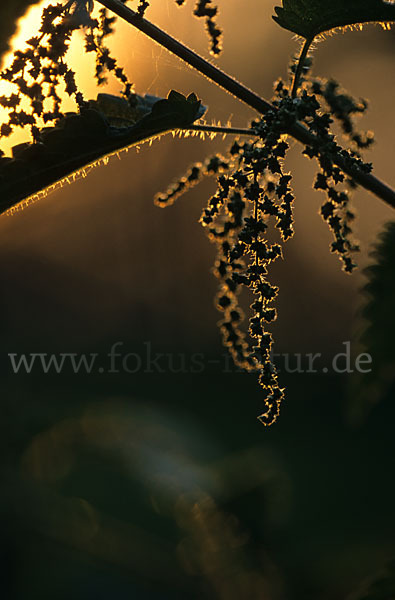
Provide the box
[83,2,132,94]
[301,74,373,272]
[157,83,300,425]
[156,65,374,424]
[0,2,376,426]
[286,53,373,272]
[201,86,300,425]
[122,0,223,54]
[155,154,230,207]
[0,3,82,141]
[0,1,134,148]
[0,0,222,152]
[175,0,222,55]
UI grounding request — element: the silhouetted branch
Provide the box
[96,0,395,210]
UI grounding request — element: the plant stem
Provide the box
[95,0,395,210]
[291,37,313,99]
[96,0,274,114]
[183,124,257,136]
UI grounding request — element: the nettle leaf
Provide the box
[348,222,395,424]
[273,0,395,39]
[0,90,205,216]
[141,90,204,129]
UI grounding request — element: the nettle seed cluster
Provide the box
[158,66,373,425]
[0,0,219,144]
[0,1,374,425]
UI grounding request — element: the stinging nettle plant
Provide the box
[1,0,395,425]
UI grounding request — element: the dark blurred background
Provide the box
[0,1,394,599]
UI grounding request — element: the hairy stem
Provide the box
[291,37,313,99]
[96,0,273,113]
[96,0,395,210]
[184,124,258,136]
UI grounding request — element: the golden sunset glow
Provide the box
[1,1,52,71]
[0,0,184,216]
[1,5,395,599]
[0,1,173,154]
[0,1,99,154]
[0,2,52,106]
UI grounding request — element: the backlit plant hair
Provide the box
[1,0,395,424]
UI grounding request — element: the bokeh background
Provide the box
[0,1,394,599]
